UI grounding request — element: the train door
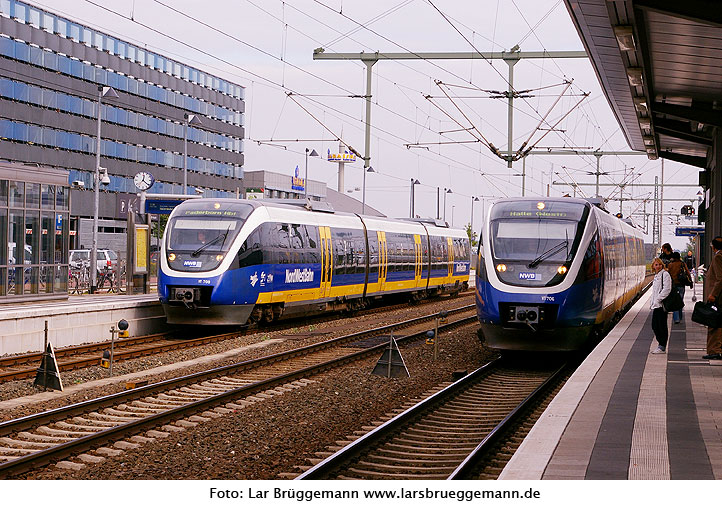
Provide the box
[319,226,333,298]
[414,234,423,289]
[447,237,454,283]
[377,231,388,292]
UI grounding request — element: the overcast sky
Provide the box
[33,0,702,249]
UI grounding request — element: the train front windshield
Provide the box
[489,201,588,287]
[165,201,254,272]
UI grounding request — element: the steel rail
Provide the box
[0,314,475,478]
[296,356,502,480]
[448,362,569,479]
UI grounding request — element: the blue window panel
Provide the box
[82,64,94,81]
[55,18,67,37]
[116,108,128,126]
[95,67,107,85]
[81,28,92,46]
[68,132,81,151]
[147,117,158,132]
[57,54,71,74]
[11,121,27,142]
[127,111,137,128]
[107,71,119,88]
[64,94,80,115]
[13,121,28,142]
[104,105,117,123]
[43,49,58,70]
[40,12,53,33]
[12,1,26,21]
[126,145,137,161]
[55,130,69,149]
[0,119,13,139]
[13,81,28,102]
[27,124,41,144]
[0,77,12,98]
[136,114,147,131]
[0,0,10,16]
[70,59,83,78]
[126,78,138,95]
[40,127,55,146]
[92,31,103,50]
[27,5,40,26]
[28,84,42,105]
[82,97,94,117]
[0,36,14,58]
[137,146,147,162]
[116,74,128,92]
[115,142,127,160]
[81,134,94,153]
[67,23,79,42]
[14,41,29,62]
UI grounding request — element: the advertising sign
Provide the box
[327,149,357,163]
[134,225,148,274]
[291,165,305,191]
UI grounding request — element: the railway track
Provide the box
[295,357,569,480]
[0,305,475,478]
[0,291,474,383]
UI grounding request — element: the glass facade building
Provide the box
[0,161,69,300]
[0,0,245,234]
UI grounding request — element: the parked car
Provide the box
[69,249,118,273]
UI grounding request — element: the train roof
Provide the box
[177,198,467,237]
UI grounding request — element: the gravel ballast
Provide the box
[24,321,493,480]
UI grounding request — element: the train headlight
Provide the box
[537,201,545,210]
[216,254,224,261]
[214,202,221,209]
[168,253,176,261]
[557,265,567,274]
[496,263,507,272]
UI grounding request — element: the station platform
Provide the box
[500,286,722,480]
[0,293,164,357]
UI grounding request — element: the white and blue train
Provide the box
[159,199,471,325]
[475,197,645,351]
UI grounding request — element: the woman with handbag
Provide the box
[703,236,722,360]
[650,257,672,354]
[667,252,692,324]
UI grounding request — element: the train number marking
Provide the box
[197,279,211,284]
[541,296,555,302]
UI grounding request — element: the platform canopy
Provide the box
[564,0,722,169]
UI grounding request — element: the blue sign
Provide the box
[675,226,705,236]
[146,198,185,214]
[291,165,305,191]
[55,213,62,230]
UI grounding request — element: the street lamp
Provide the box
[443,188,453,223]
[304,148,319,199]
[471,196,479,235]
[410,179,420,217]
[183,113,203,194]
[362,165,375,214]
[90,85,118,294]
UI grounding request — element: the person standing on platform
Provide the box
[685,250,697,282]
[703,236,722,360]
[650,257,672,354]
[667,252,692,324]
[660,243,673,266]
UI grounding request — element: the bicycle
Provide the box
[69,261,90,294]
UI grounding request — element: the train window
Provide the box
[290,224,304,249]
[334,238,346,275]
[368,231,379,278]
[237,227,263,267]
[277,224,290,249]
[304,225,320,264]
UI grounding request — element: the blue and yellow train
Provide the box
[476,197,645,351]
[159,199,471,325]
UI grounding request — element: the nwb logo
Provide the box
[519,272,538,280]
